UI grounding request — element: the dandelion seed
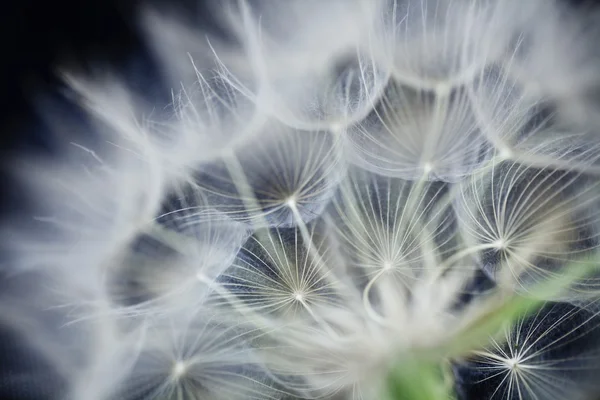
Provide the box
[107,205,251,315]
[187,124,346,227]
[3,119,166,298]
[454,302,600,400]
[469,65,600,172]
[220,224,351,322]
[105,310,285,400]
[207,0,388,131]
[328,168,457,293]
[370,0,538,89]
[455,160,600,300]
[498,0,600,131]
[347,81,491,181]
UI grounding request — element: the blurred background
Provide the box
[0,1,157,398]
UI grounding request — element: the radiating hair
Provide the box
[3,0,600,399]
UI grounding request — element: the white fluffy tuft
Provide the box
[4,1,600,399]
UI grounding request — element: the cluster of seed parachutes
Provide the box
[4,1,600,399]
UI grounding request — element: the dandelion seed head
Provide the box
[6,0,600,399]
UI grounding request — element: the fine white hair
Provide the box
[3,1,600,399]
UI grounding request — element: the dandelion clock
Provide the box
[3,0,600,400]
